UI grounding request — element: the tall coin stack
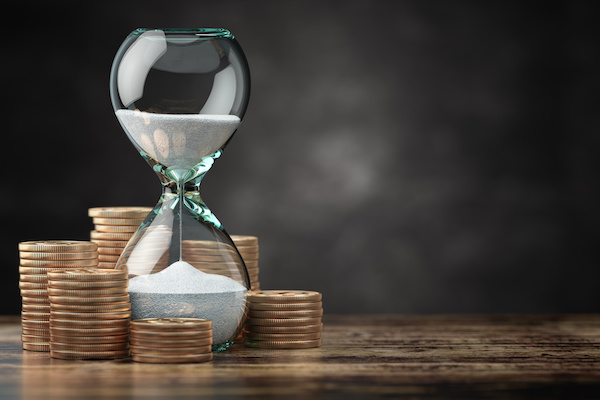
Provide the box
[244,290,323,349]
[47,269,130,360]
[18,240,99,352]
[88,207,152,269]
[130,318,213,363]
[231,235,260,291]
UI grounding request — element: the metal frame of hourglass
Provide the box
[109,28,251,352]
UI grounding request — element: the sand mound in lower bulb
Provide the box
[128,261,247,344]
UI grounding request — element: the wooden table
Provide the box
[1,314,599,399]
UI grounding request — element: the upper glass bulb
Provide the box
[109,28,250,182]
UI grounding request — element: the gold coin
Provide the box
[91,231,134,241]
[51,342,129,352]
[19,241,98,253]
[246,317,322,327]
[49,326,129,336]
[50,349,129,360]
[21,328,50,337]
[21,319,49,328]
[131,318,212,331]
[21,334,49,342]
[180,254,240,262]
[244,323,323,334]
[130,336,212,348]
[95,224,138,233]
[245,338,321,349]
[19,251,97,261]
[130,344,212,355]
[88,206,152,219]
[23,342,50,352]
[47,269,127,281]
[50,302,131,312]
[250,301,322,311]
[50,310,131,320]
[47,287,128,297]
[21,311,50,321]
[98,247,125,256]
[247,290,322,303]
[50,334,129,344]
[50,319,129,328]
[98,262,118,269]
[19,281,48,290]
[98,254,121,262]
[19,259,98,268]
[22,304,50,312]
[92,217,145,226]
[130,330,212,340]
[248,309,323,319]
[19,274,48,283]
[131,353,212,364]
[48,279,127,289]
[19,289,47,298]
[20,296,50,305]
[230,235,258,246]
[92,240,128,248]
[243,331,321,341]
[49,294,130,304]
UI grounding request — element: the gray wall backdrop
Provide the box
[2,1,599,314]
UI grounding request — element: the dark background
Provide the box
[2,1,599,315]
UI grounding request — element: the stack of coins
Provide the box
[244,290,323,349]
[130,318,213,363]
[47,269,130,360]
[181,240,246,282]
[88,207,152,269]
[231,235,260,291]
[18,241,99,352]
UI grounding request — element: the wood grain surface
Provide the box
[0,314,599,399]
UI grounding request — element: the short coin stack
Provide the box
[18,240,99,352]
[130,318,213,363]
[88,207,152,269]
[244,290,323,349]
[47,269,130,360]
[231,235,260,291]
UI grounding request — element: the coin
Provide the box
[19,274,48,283]
[247,290,322,303]
[130,330,212,340]
[248,309,323,319]
[245,338,321,349]
[49,326,129,336]
[131,353,213,364]
[131,318,212,331]
[50,342,129,351]
[47,269,127,281]
[98,254,120,262]
[21,334,49,342]
[246,317,322,327]
[249,302,322,311]
[21,311,50,321]
[50,349,129,360]
[22,304,50,312]
[230,235,258,246]
[130,337,212,348]
[244,323,323,334]
[19,240,98,253]
[91,240,128,248]
[48,279,127,289]
[91,231,134,241]
[50,302,131,312]
[130,344,212,355]
[243,331,321,341]
[50,319,129,328]
[21,328,50,337]
[50,334,129,344]
[19,251,98,261]
[97,247,126,256]
[92,217,145,226]
[20,296,50,305]
[19,259,98,268]
[23,342,50,352]
[95,225,138,233]
[47,287,129,297]
[19,281,48,290]
[88,207,152,219]
[49,294,130,304]
[19,289,48,298]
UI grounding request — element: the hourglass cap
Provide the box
[109,28,250,118]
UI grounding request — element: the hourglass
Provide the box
[109,28,251,351]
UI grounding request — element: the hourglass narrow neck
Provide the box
[160,182,222,229]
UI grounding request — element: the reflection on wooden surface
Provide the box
[2,315,600,399]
